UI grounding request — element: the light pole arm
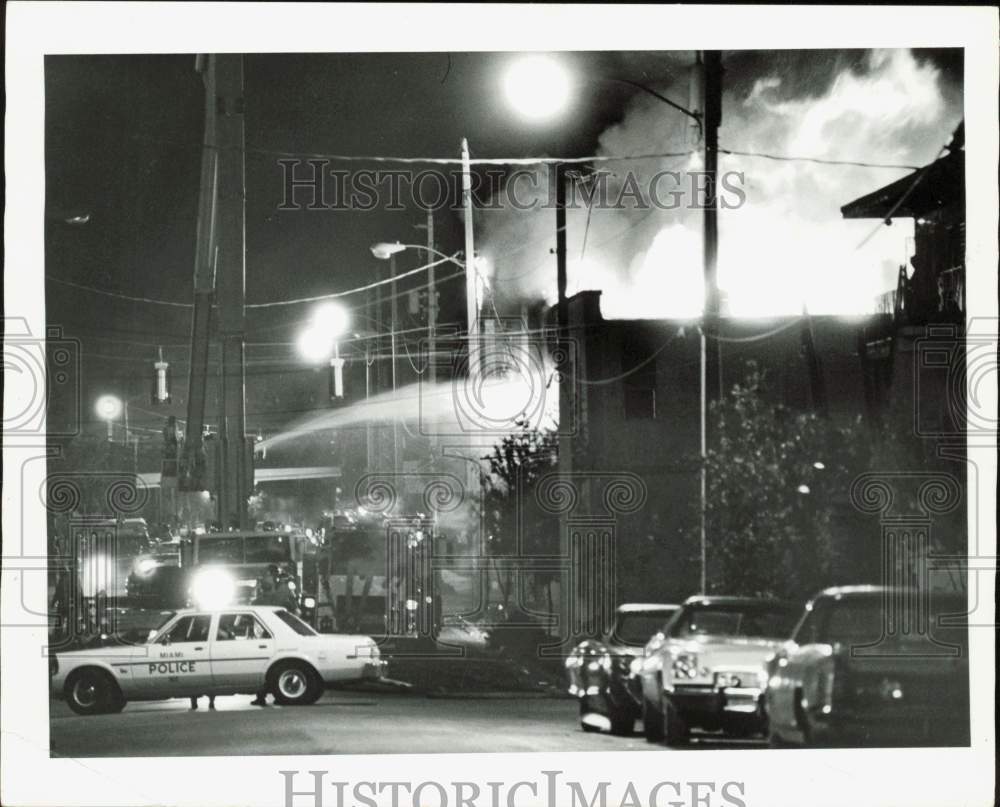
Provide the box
[390,244,467,268]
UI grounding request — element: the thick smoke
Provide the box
[480,49,963,319]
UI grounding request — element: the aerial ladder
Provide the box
[177,54,253,530]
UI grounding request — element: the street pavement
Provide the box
[49,692,765,756]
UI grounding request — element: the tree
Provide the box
[701,363,868,600]
[481,418,559,612]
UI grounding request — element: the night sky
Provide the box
[44,49,962,441]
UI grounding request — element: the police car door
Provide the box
[133,614,214,697]
[210,611,276,692]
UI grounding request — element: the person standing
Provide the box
[190,694,216,710]
[249,566,282,706]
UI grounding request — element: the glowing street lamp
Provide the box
[502,54,572,122]
[297,300,351,398]
[95,394,124,441]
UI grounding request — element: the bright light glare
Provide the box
[473,255,491,275]
[313,301,350,339]
[80,554,110,598]
[190,567,236,609]
[297,325,334,363]
[95,394,123,421]
[503,55,571,121]
[297,301,350,363]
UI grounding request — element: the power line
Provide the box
[47,254,460,312]
[854,144,950,250]
[244,254,459,309]
[81,125,927,171]
[706,317,804,343]
[46,275,193,308]
[719,148,921,171]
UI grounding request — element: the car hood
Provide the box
[663,635,785,680]
[305,634,380,652]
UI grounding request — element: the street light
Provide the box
[297,300,351,398]
[370,241,488,374]
[503,54,702,133]
[369,242,464,267]
[502,54,572,122]
[95,394,124,441]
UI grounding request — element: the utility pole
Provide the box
[460,138,478,373]
[554,159,574,636]
[389,252,400,472]
[373,274,384,473]
[703,50,723,403]
[426,207,437,386]
[181,55,219,495]
[698,50,723,595]
[215,55,252,530]
[801,303,829,418]
[180,54,252,530]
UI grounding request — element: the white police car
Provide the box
[50,605,385,715]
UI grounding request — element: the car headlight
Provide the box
[585,653,612,673]
[135,558,158,576]
[628,657,644,677]
[672,652,699,679]
[303,596,316,609]
[189,567,237,609]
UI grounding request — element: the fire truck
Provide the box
[313,513,440,639]
[180,529,314,612]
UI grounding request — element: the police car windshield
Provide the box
[273,609,317,636]
[146,611,178,642]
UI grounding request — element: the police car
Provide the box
[49,605,385,715]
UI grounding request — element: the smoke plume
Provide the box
[480,49,963,319]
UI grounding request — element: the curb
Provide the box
[424,690,567,700]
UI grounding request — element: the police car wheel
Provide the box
[271,661,321,706]
[66,669,115,716]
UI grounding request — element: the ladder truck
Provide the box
[174,54,254,530]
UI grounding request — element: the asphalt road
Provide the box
[49,692,765,757]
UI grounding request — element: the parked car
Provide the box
[638,596,799,745]
[764,586,969,747]
[566,603,679,735]
[50,605,384,715]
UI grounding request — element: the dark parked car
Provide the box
[764,585,969,747]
